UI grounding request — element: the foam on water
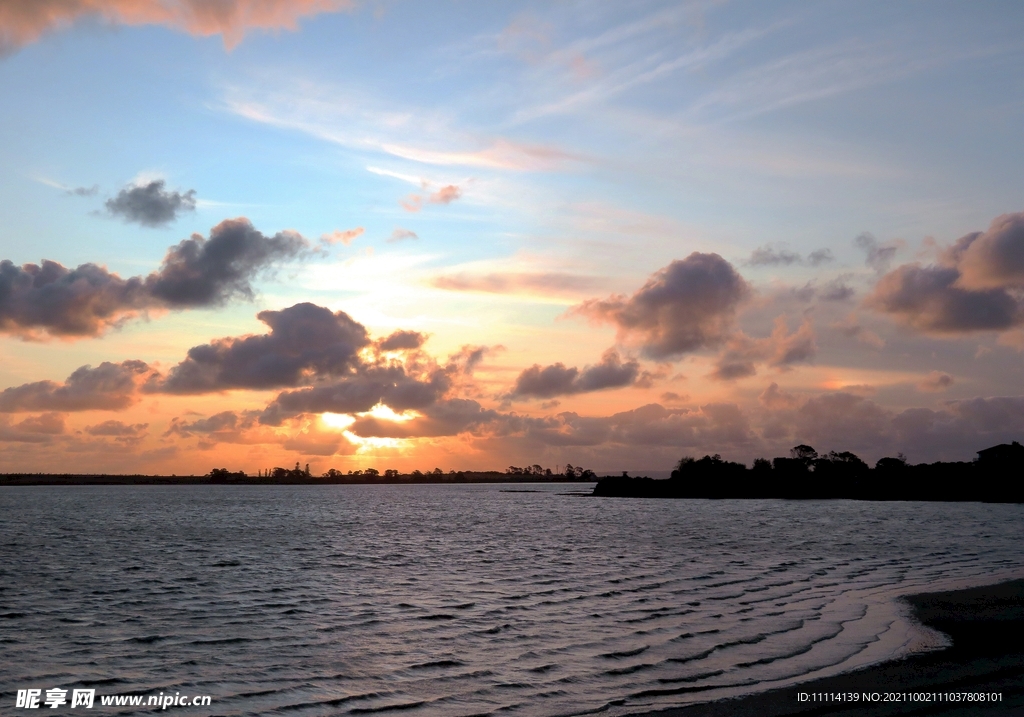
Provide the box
[1,484,1021,716]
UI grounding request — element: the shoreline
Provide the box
[625,579,1024,717]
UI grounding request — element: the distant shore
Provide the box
[628,579,1024,717]
[0,472,597,486]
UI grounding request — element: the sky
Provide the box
[1,0,1024,475]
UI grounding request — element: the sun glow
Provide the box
[320,404,417,444]
[320,412,355,430]
[364,403,417,422]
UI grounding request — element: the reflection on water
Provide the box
[1,484,1021,716]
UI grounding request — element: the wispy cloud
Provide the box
[221,80,580,171]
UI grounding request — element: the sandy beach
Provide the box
[630,579,1024,717]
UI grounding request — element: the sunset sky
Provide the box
[2,0,1024,475]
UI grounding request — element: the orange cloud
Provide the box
[429,185,461,204]
[432,271,605,298]
[0,0,354,54]
[320,227,364,246]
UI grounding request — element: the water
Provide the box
[1,484,1022,716]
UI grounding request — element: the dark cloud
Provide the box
[105,180,196,227]
[259,365,452,426]
[710,360,757,381]
[150,303,369,394]
[747,245,833,267]
[448,344,501,374]
[867,213,1024,335]
[710,318,816,381]
[0,413,65,443]
[144,217,309,307]
[955,212,1024,290]
[759,382,798,410]
[918,371,954,392]
[348,399,497,439]
[807,249,835,266]
[572,253,749,359]
[867,264,1019,333]
[819,278,855,301]
[515,402,756,450]
[0,360,152,411]
[831,314,885,348]
[165,411,256,440]
[510,350,639,399]
[0,259,151,337]
[855,232,900,272]
[794,392,892,454]
[378,330,427,351]
[84,420,149,437]
[0,217,309,338]
[748,245,800,266]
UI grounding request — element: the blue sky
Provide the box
[1,0,1023,473]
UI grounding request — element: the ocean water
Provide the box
[1,484,1022,716]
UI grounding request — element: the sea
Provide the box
[2,483,1022,716]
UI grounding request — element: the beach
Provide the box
[632,580,1024,717]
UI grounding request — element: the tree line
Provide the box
[593,441,1024,502]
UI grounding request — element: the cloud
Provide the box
[429,185,461,204]
[145,217,309,306]
[710,318,816,381]
[0,259,150,338]
[432,271,604,298]
[867,264,1019,333]
[388,228,418,243]
[831,314,885,348]
[377,330,427,351]
[0,0,355,56]
[0,360,152,411]
[513,402,756,450]
[400,184,461,213]
[748,245,801,266]
[320,227,364,246]
[953,212,1024,290]
[447,344,503,375]
[150,302,369,394]
[918,371,954,392]
[759,382,799,410]
[793,392,893,454]
[807,249,835,266]
[348,398,498,439]
[0,413,65,442]
[259,365,453,425]
[855,232,900,272]
[84,420,148,437]
[510,350,640,399]
[0,217,308,338]
[747,245,834,267]
[571,253,749,359]
[105,180,196,227]
[867,213,1024,335]
[819,277,855,301]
